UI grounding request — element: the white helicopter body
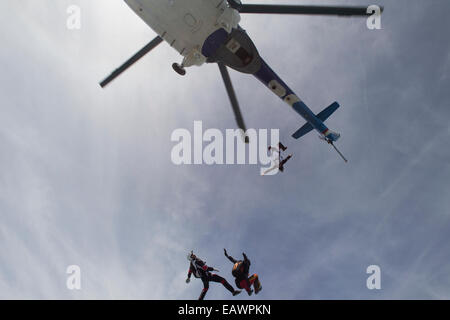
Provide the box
[125,0,240,67]
[102,1,381,163]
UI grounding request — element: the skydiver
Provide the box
[262,142,293,175]
[223,249,262,296]
[185,251,241,300]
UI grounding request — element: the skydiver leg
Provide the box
[263,145,283,175]
[268,146,280,153]
[279,154,293,171]
[238,278,253,295]
[261,163,280,176]
[198,277,209,300]
[249,274,262,294]
[210,274,241,296]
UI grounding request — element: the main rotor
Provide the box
[226,0,381,16]
[100,1,383,150]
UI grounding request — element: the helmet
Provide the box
[232,261,243,277]
[187,251,195,262]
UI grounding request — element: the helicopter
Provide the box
[100,0,383,162]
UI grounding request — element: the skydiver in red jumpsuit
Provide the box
[223,249,262,296]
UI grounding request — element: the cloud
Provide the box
[1,0,450,299]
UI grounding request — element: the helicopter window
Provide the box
[235,47,252,65]
[184,14,197,27]
[226,38,241,54]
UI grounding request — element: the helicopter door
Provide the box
[183,13,202,33]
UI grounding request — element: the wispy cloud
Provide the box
[1,0,450,299]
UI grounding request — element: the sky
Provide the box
[1,0,450,299]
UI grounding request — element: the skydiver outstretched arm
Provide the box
[224,249,238,264]
[242,253,251,266]
[186,263,193,283]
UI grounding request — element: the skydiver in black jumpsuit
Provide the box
[224,249,262,296]
[262,142,293,175]
[268,142,292,172]
[185,251,241,300]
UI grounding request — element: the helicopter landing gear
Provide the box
[172,63,186,76]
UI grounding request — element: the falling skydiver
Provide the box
[223,249,262,296]
[262,142,293,175]
[186,251,241,300]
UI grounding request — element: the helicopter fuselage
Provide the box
[124,0,341,143]
[125,0,241,67]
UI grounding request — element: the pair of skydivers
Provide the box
[185,144,290,300]
[262,142,293,175]
[186,250,262,300]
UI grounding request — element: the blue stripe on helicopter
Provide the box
[253,59,294,99]
[292,101,329,134]
[253,59,329,134]
[201,28,229,58]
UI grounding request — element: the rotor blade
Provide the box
[238,4,382,16]
[100,36,164,88]
[218,62,249,143]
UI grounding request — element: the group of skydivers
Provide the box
[186,143,292,299]
[186,249,262,300]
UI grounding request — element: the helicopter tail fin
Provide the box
[292,102,340,139]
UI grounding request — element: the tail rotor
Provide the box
[319,135,348,163]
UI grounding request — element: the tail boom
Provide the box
[253,58,340,141]
[292,101,341,141]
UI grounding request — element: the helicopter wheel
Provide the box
[172,63,186,76]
